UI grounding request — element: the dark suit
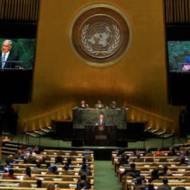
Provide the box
[1,50,20,69]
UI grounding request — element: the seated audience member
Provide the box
[159,165,172,176]
[76,174,91,190]
[55,155,63,164]
[3,169,17,179]
[145,179,155,190]
[154,149,161,156]
[134,176,145,190]
[36,179,43,188]
[48,165,58,174]
[157,178,171,190]
[4,160,13,172]
[118,154,129,165]
[24,167,33,179]
[126,163,140,178]
[80,100,88,108]
[134,154,143,162]
[79,164,91,176]
[95,100,104,109]
[47,183,56,190]
[167,147,177,156]
[144,148,153,156]
[64,157,72,170]
[151,167,160,181]
[178,155,188,165]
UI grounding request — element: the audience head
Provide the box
[25,167,32,177]
[55,156,63,164]
[130,163,136,170]
[162,178,168,185]
[8,169,14,176]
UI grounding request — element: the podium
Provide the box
[85,125,117,146]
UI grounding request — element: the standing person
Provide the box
[1,39,20,69]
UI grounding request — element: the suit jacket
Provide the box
[1,50,19,69]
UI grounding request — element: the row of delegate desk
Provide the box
[112,149,190,190]
[0,149,95,190]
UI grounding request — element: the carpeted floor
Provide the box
[94,161,122,190]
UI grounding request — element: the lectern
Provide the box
[85,125,117,146]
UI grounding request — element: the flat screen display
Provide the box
[168,41,190,72]
[0,38,36,70]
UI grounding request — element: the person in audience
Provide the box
[36,179,43,188]
[167,147,177,156]
[125,163,140,178]
[48,165,58,174]
[134,154,143,162]
[145,178,155,190]
[79,164,91,176]
[3,169,17,179]
[134,176,145,190]
[55,155,63,164]
[76,174,91,190]
[118,154,129,165]
[151,167,160,181]
[154,149,161,156]
[144,148,153,156]
[95,100,104,109]
[159,165,171,176]
[178,155,188,165]
[24,167,34,179]
[4,160,13,172]
[80,100,89,108]
[63,157,72,171]
[157,178,171,190]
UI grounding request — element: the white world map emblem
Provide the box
[72,7,130,65]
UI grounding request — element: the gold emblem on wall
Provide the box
[72,6,130,65]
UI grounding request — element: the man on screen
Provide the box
[1,39,20,69]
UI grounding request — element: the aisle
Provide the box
[94,161,122,190]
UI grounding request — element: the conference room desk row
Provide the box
[123,181,190,190]
[0,178,94,189]
[117,164,190,175]
[11,162,94,168]
[112,154,188,163]
[3,172,94,179]
[0,188,80,190]
[0,175,94,184]
[10,167,94,175]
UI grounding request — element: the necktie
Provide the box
[1,53,6,69]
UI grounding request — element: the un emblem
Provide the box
[72,6,130,66]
